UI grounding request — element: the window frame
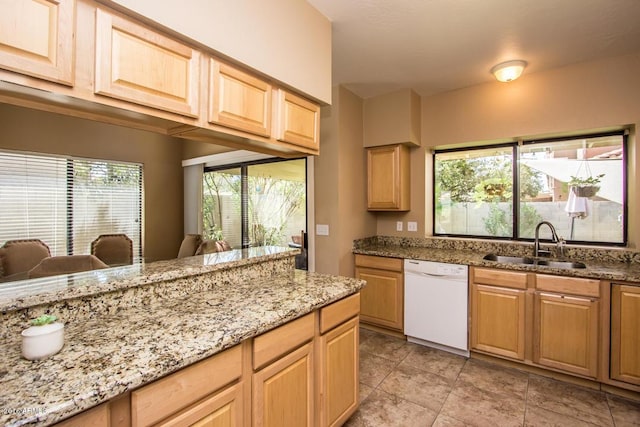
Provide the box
[432,131,628,246]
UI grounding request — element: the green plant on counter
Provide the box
[30,314,58,326]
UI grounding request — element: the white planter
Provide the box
[21,322,64,360]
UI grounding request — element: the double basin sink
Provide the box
[483,254,587,270]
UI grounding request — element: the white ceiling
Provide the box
[307,0,640,99]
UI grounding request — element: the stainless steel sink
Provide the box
[482,254,534,264]
[534,260,587,269]
[483,254,587,269]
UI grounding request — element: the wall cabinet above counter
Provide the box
[0,0,321,157]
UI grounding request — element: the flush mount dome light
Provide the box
[491,60,527,82]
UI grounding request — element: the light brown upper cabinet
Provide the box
[275,89,320,152]
[209,60,272,137]
[611,284,640,386]
[367,144,410,211]
[94,8,201,118]
[0,0,75,85]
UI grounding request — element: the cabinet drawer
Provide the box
[95,8,201,117]
[131,344,242,427]
[253,312,315,370]
[354,254,402,272]
[54,403,109,427]
[320,293,360,334]
[472,267,528,290]
[535,274,600,297]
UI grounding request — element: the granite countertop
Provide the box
[0,269,365,427]
[0,246,297,312]
[354,242,640,283]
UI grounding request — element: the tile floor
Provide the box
[345,328,640,427]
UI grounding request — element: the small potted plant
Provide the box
[568,174,604,198]
[21,314,64,360]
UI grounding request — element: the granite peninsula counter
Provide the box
[0,247,365,427]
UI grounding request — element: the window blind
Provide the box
[0,150,142,260]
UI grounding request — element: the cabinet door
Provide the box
[94,9,200,117]
[275,89,320,152]
[534,292,599,378]
[209,60,272,137]
[611,284,640,385]
[367,145,410,211]
[355,267,404,331]
[319,317,359,427]
[157,382,244,427]
[470,283,526,360]
[0,0,74,85]
[253,342,314,427]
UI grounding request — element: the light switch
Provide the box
[316,224,329,236]
[408,221,418,232]
[396,221,403,231]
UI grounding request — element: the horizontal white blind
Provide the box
[0,151,142,260]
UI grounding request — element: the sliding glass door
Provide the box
[203,158,307,267]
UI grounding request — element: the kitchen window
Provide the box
[0,150,143,258]
[433,131,627,245]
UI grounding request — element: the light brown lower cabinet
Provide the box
[470,283,526,360]
[611,284,640,385]
[53,403,110,427]
[253,343,314,427]
[533,292,599,378]
[354,255,403,332]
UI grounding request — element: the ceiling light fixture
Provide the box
[491,60,527,82]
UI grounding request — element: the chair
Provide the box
[28,255,109,278]
[0,239,51,280]
[91,234,133,266]
[194,239,219,255]
[177,234,203,258]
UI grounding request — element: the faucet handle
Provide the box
[557,237,566,258]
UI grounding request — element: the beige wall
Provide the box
[315,86,377,276]
[108,0,332,104]
[0,103,184,261]
[376,51,640,248]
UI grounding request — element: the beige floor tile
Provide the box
[379,363,453,413]
[606,395,640,426]
[349,389,438,427]
[457,358,529,400]
[400,344,467,381]
[526,375,613,426]
[524,406,599,426]
[431,413,473,426]
[360,383,374,403]
[360,350,398,388]
[439,380,526,427]
[359,330,413,361]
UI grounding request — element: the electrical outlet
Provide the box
[408,221,418,232]
[396,221,403,231]
[316,224,329,236]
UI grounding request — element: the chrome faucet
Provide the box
[534,221,560,258]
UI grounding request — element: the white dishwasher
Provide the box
[404,259,469,356]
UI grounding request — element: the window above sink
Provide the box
[433,131,627,246]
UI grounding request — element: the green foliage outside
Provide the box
[436,154,544,236]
